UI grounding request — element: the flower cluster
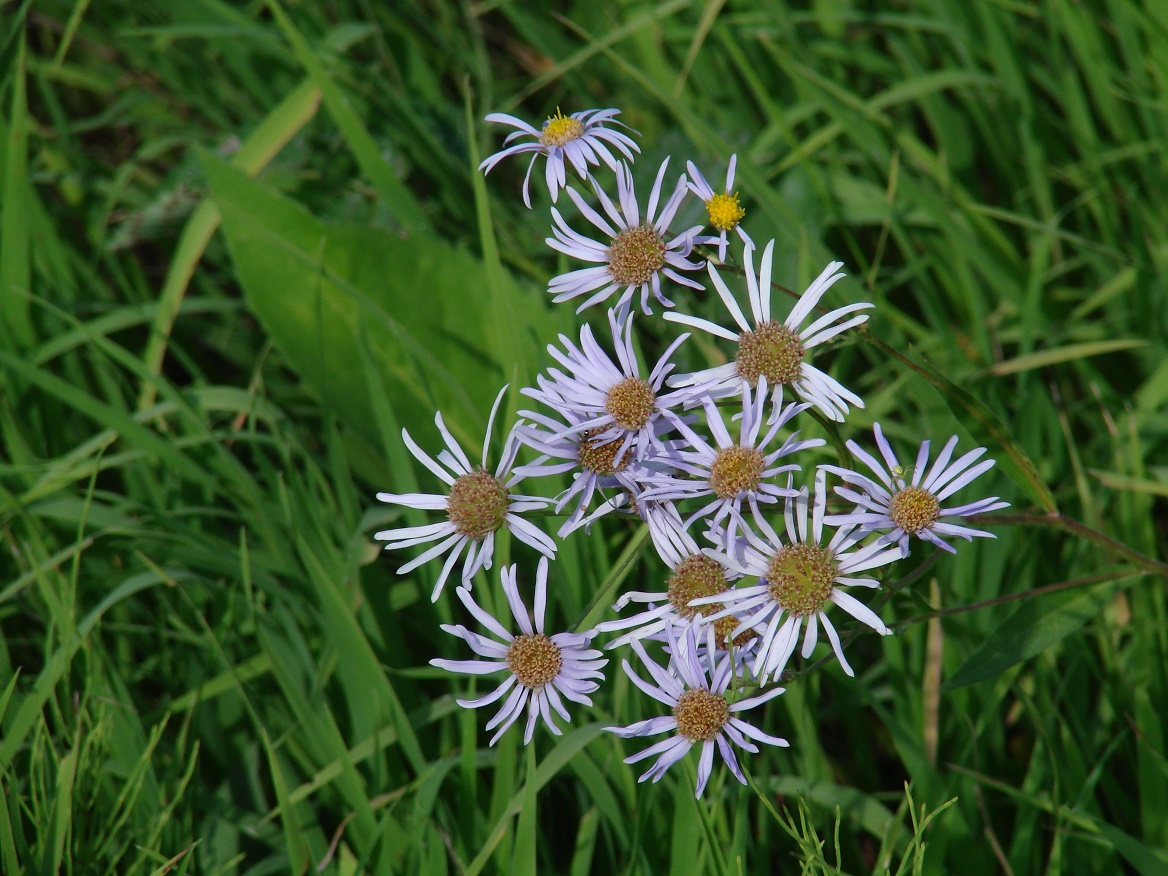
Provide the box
[376,105,1008,797]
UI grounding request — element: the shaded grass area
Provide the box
[1,0,1166,873]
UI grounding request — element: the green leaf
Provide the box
[942,584,1118,691]
[264,0,428,234]
[0,31,33,351]
[200,152,554,447]
[990,339,1148,376]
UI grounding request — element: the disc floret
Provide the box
[766,544,838,617]
[673,688,731,741]
[887,485,941,534]
[709,445,766,499]
[507,634,564,689]
[608,225,667,286]
[578,429,628,475]
[605,377,656,430]
[736,320,805,386]
[540,109,586,147]
[706,191,746,232]
[446,468,509,539]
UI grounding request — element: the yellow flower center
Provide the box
[673,689,730,741]
[736,320,805,386]
[706,192,745,232]
[888,485,941,533]
[540,110,585,148]
[667,555,729,619]
[766,544,837,617]
[506,634,563,689]
[605,377,656,430]
[446,468,509,539]
[608,224,666,286]
[709,446,766,499]
[578,429,628,476]
[666,555,757,648]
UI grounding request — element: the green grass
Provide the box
[2,0,1167,872]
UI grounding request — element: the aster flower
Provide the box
[513,404,665,538]
[375,386,556,601]
[431,558,608,745]
[547,159,705,316]
[664,239,871,422]
[640,379,823,551]
[687,155,753,263]
[478,108,640,208]
[595,505,755,652]
[522,308,691,467]
[821,423,1009,557]
[694,469,902,681]
[607,623,788,798]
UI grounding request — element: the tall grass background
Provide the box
[1,1,1166,873]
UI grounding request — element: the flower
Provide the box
[821,423,1009,556]
[695,469,902,681]
[513,403,664,538]
[607,623,789,797]
[375,386,556,601]
[478,108,640,208]
[547,159,705,316]
[521,308,690,467]
[431,558,608,745]
[687,155,753,263]
[664,239,871,422]
[595,504,754,651]
[640,379,822,551]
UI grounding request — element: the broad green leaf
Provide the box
[942,583,1118,691]
[139,77,322,410]
[201,152,554,448]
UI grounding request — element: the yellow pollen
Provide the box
[446,468,509,539]
[736,320,805,386]
[888,485,941,533]
[605,378,656,430]
[540,110,585,148]
[578,428,628,476]
[706,192,746,232]
[607,224,666,286]
[507,634,563,689]
[673,688,730,741]
[766,543,837,617]
[709,445,766,499]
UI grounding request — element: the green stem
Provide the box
[573,523,651,632]
[892,569,1140,630]
[967,512,1168,578]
